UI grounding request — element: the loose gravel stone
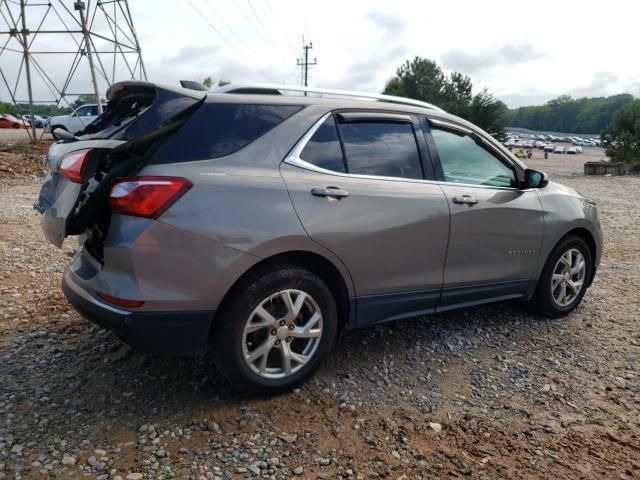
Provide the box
[0,146,638,479]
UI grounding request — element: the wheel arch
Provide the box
[564,227,598,285]
[211,249,354,339]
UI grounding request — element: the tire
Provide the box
[211,265,338,395]
[532,235,592,317]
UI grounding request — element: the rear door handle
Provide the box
[452,195,478,205]
[311,186,350,199]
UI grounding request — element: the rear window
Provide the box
[339,121,423,179]
[153,103,302,164]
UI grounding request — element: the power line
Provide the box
[229,0,270,47]
[202,0,254,54]
[184,0,275,78]
[246,0,276,48]
[262,0,296,56]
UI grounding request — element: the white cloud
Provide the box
[1,0,638,108]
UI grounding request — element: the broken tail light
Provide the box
[60,149,92,183]
[108,176,192,219]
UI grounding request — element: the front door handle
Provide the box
[311,186,350,199]
[452,195,479,205]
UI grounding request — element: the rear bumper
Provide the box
[62,268,214,355]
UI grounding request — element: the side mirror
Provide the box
[523,169,548,189]
[53,128,76,141]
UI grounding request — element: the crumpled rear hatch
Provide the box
[36,81,205,248]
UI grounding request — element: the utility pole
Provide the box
[296,40,317,88]
[74,1,103,114]
[19,0,36,141]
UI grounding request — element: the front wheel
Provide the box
[532,235,592,317]
[212,265,338,394]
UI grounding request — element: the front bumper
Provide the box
[62,268,214,355]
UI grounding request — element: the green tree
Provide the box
[202,77,230,88]
[601,99,640,167]
[383,56,506,139]
[202,76,213,88]
[502,94,635,134]
[72,94,99,109]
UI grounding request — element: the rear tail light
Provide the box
[108,176,192,219]
[60,149,92,183]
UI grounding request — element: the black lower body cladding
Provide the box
[62,269,214,355]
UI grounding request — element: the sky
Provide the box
[1,0,639,108]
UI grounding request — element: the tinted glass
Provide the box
[339,121,422,179]
[431,128,516,187]
[153,104,302,163]
[299,115,345,172]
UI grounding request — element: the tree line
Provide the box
[383,57,508,140]
[0,101,71,117]
[502,94,636,134]
[602,99,640,171]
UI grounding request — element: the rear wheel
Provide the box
[212,265,338,394]
[532,235,592,317]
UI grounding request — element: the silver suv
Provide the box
[37,81,602,394]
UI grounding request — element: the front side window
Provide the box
[431,128,516,188]
[75,106,98,117]
[338,121,423,179]
[299,115,345,172]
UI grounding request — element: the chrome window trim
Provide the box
[283,112,531,192]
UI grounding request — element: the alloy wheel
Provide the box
[551,248,586,307]
[242,289,323,379]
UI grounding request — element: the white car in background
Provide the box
[567,147,578,154]
[45,104,103,138]
[553,146,566,154]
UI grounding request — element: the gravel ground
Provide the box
[0,129,50,144]
[0,146,639,479]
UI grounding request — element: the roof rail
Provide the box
[212,83,446,113]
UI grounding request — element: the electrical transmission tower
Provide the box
[0,0,146,141]
[296,39,316,88]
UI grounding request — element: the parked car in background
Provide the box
[544,144,555,152]
[567,147,578,154]
[36,81,602,393]
[576,146,583,153]
[22,114,48,128]
[553,146,565,154]
[0,114,29,128]
[45,104,103,138]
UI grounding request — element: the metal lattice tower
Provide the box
[0,0,146,140]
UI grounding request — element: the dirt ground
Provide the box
[0,144,638,480]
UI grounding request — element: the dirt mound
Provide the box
[0,142,51,177]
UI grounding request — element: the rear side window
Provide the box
[153,104,302,163]
[339,121,423,179]
[299,116,346,172]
